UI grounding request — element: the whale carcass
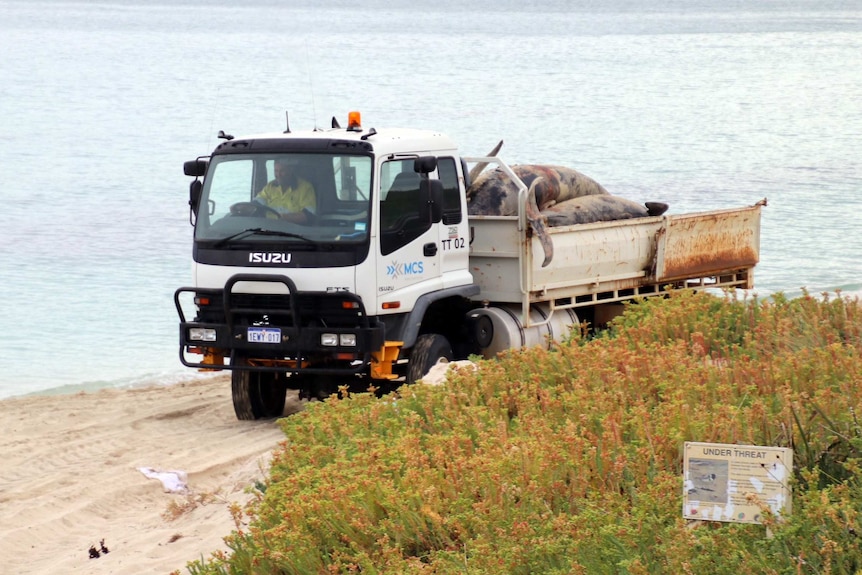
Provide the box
[466,157,668,267]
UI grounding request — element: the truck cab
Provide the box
[176,114,480,418]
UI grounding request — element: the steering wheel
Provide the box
[229,202,280,218]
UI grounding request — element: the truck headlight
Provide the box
[189,327,217,342]
[321,333,357,346]
[321,333,338,346]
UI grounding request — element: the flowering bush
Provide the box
[183,290,862,575]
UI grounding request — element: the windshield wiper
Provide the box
[212,228,316,248]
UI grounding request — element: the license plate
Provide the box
[247,327,281,344]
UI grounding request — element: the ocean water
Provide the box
[1,0,860,399]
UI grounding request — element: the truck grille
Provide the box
[224,292,366,329]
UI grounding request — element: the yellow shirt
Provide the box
[255,178,316,215]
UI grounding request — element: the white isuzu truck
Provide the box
[176,112,764,419]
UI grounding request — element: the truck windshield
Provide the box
[195,153,372,245]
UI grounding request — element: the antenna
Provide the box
[284,111,290,134]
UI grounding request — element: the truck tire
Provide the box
[231,359,287,420]
[406,334,453,384]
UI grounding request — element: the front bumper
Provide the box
[175,274,385,374]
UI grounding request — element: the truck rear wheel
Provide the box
[231,358,287,420]
[406,334,453,384]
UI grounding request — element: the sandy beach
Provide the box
[0,375,299,575]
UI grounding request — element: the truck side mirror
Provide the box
[189,180,202,212]
[421,179,444,223]
[184,159,208,177]
[460,157,472,189]
[414,156,437,174]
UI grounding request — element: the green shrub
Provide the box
[182,290,862,575]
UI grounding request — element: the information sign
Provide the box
[683,441,792,524]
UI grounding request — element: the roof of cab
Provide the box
[215,126,459,158]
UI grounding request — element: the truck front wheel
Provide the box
[406,334,453,384]
[231,358,287,420]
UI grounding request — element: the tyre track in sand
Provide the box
[0,375,303,574]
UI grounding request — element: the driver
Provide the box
[254,157,316,224]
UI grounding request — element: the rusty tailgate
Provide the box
[654,202,764,281]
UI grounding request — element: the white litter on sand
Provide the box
[421,360,477,386]
[137,467,189,493]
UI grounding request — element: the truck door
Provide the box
[376,158,442,310]
[435,157,471,287]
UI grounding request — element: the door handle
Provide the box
[423,242,437,256]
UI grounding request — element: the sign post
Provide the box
[683,442,792,524]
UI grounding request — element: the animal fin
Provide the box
[645,202,669,216]
[525,177,554,267]
[467,140,504,184]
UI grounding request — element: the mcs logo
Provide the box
[386,260,424,279]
